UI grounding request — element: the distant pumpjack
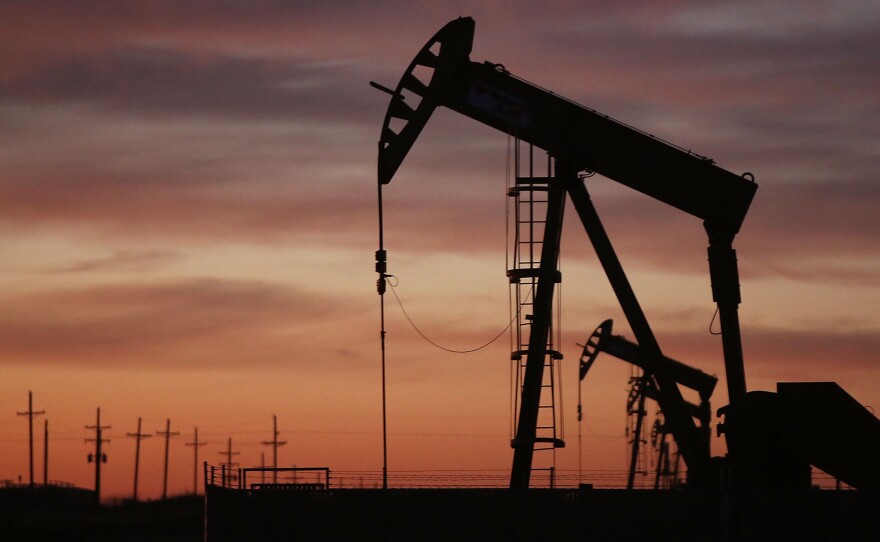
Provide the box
[578,319,716,488]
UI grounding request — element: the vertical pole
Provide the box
[261,415,286,483]
[27,392,34,488]
[272,416,276,482]
[127,418,151,501]
[17,391,45,489]
[96,424,103,502]
[219,437,239,488]
[156,419,179,499]
[272,416,278,483]
[197,429,202,492]
[376,179,389,490]
[510,169,567,489]
[134,418,142,500]
[43,419,48,486]
[186,427,207,495]
[86,407,110,505]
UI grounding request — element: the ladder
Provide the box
[508,143,564,484]
[626,373,650,487]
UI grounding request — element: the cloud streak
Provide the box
[0,278,358,369]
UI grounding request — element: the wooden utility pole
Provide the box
[43,419,48,485]
[219,437,240,488]
[126,418,151,501]
[261,415,287,483]
[185,427,207,495]
[85,408,110,504]
[156,419,179,499]
[17,391,45,488]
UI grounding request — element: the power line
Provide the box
[386,279,518,354]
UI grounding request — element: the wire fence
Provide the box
[205,465,854,491]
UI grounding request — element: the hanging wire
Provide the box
[709,306,722,335]
[386,277,532,355]
[578,372,583,484]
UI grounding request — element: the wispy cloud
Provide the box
[45,250,182,274]
[0,278,359,368]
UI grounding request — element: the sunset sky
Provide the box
[2,1,878,499]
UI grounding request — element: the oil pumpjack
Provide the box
[201,16,880,542]
[375,17,880,490]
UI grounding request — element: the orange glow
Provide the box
[2,2,879,499]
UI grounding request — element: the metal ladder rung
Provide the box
[511,165,563,462]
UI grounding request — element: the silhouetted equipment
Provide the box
[126,417,151,501]
[650,413,681,489]
[718,382,880,490]
[578,318,715,487]
[625,375,650,489]
[377,17,754,488]
[508,150,566,482]
[579,320,717,402]
[185,427,207,495]
[376,16,880,491]
[17,391,45,489]
[156,419,180,499]
[261,415,287,484]
[375,205,389,488]
[85,408,110,504]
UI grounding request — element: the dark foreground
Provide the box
[0,486,202,542]
[207,485,879,541]
[5,485,878,541]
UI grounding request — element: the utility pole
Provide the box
[261,414,287,483]
[156,419,179,499]
[17,391,45,488]
[185,427,207,495]
[85,407,110,505]
[219,437,240,488]
[126,418,151,501]
[43,419,48,486]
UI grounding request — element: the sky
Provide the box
[1,1,878,498]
